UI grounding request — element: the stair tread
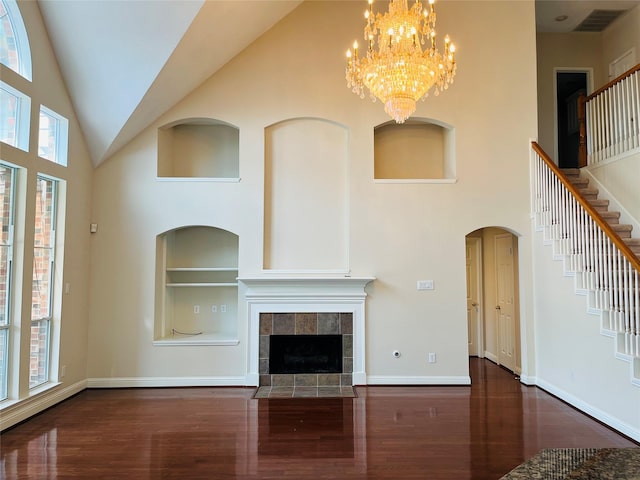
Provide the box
[611,224,633,231]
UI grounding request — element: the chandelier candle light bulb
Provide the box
[345,0,457,123]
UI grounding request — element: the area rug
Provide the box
[501,448,640,479]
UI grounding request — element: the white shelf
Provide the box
[156,226,239,345]
[153,333,240,346]
[167,267,238,272]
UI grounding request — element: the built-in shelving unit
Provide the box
[154,226,239,345]
[157,119,240,180]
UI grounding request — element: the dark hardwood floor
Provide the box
[1,358,637,479]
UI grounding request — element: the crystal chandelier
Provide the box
[345,0,457,123]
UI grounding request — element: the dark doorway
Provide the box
[556,72,587,168]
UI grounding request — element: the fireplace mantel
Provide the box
[240,276,375,299]
[240,276,374,386]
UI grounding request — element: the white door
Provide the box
[495,234,516,372]
[465,238,481,356]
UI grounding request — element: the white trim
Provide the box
[241,276,374,387]
[87,376,247,388]
[155,177,241,183]
[536,378,640,443]
[373,178,457,184]
[518,375,536,386]
[484,351,498,364]
[366,375,471,385]
[0,380,86,431]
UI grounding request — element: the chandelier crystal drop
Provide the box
[345,0,457,123]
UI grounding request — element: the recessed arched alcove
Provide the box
[263,117,348,271]
[157,118,239,179]
[374,118,455,181]
[154,225,240,345]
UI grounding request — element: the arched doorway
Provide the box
[466,227,521,374]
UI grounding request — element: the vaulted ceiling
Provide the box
[37,0,639,167]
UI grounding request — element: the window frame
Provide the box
[29,174,58,389]
[0,80,31,152]
[0,0,32,81]
[38,105,69,166]
[0,162,15,401]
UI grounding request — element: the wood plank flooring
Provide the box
[1,359,637,479]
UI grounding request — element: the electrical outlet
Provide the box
[211,305,217,313]
[193,305,200,314]
[428,352,437,363]
[417,280,434,290]
[61,365,66,378]
[221,304,227,313]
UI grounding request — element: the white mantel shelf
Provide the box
[241,276,375,386]
[239,276,375,299]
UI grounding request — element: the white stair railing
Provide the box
[580,64,640,166]
[531,142,640,366]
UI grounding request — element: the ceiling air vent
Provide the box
[574,9,626,32]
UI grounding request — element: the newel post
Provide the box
[578,93,587,168]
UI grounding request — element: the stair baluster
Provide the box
[531,142,640,385]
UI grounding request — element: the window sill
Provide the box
[0,381,61,411]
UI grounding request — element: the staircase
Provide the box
[531,144,640,387]
[562,168,640,257]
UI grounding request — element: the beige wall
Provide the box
[1,1,93,429]
[536,32,604,156]
[602,5,640,77]
[588,151,640,225]
[88,0,538,384]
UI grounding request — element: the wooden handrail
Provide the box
[532,141,640,272]
[586,63,640,101]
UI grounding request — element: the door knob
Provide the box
[495,305,501,310]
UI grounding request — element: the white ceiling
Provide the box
[38,0,303,166]
[36,0,639,167]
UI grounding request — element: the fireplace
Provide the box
[270,335,343,374]
[240,276,374,387]
[259,312,353,387]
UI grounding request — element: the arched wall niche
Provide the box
[263,117,349,272]
[157,118,240,179]
[154,225,240,345]
[374,117,456,181]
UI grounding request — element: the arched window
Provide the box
[0,0,32,81]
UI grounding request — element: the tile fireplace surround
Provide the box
[240,277,375,387]
[259,312,353,387]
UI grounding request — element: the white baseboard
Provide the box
[518,375,537,385]
[1,379,87,431]
[366,375,471,385]
[484,351,498,363]
[536,378,640,443]
[87,376,247,388]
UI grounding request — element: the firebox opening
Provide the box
[270,335,342,374]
